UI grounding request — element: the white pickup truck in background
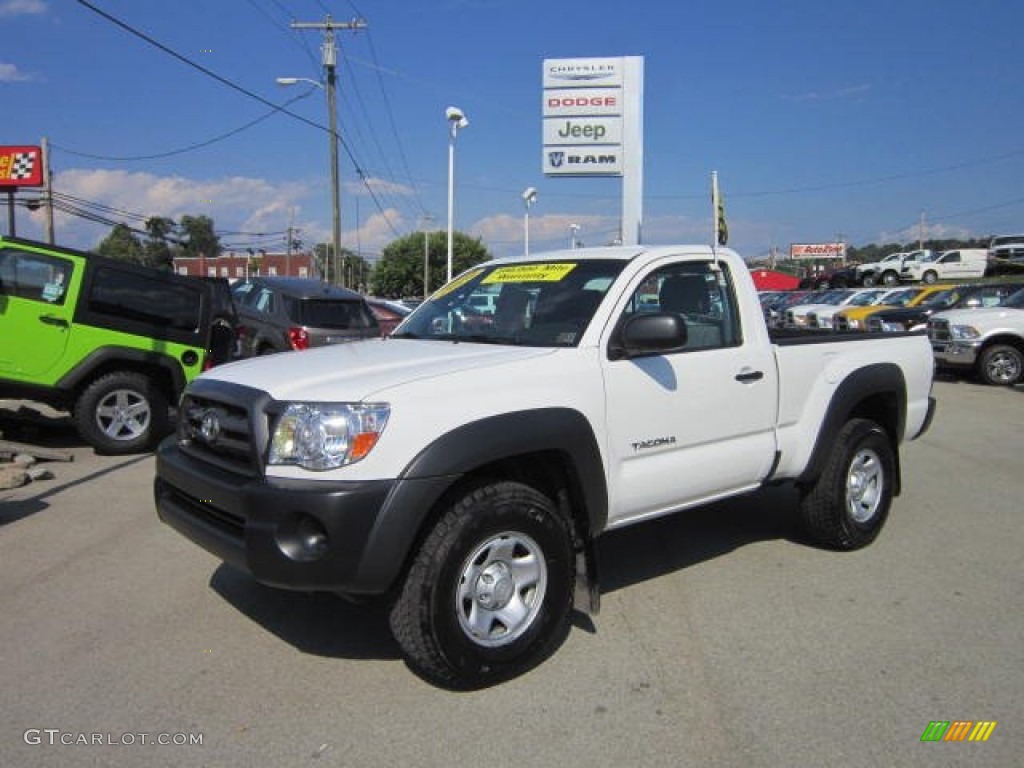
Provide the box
[155,245,936,688]
[930,286,1024,385]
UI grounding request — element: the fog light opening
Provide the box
[278,513,330,561]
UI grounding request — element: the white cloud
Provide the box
[878,222,971,245]
[21,168,313,250]
[0,0,46,17]
[0,62,35,82]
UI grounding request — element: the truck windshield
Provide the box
[392,259,628,347]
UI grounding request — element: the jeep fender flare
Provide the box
[795,363,907,494]
[352,408,608,592]
[56,347,189,396]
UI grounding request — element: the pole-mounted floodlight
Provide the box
[446,106,468,283]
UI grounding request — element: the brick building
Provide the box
[172,251,319,281]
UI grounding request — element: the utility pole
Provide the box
[290,15,366,287]
[42,137,55,243]
[918,210,925,250]
[286,207,295,277]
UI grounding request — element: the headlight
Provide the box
[880,321,905,332]
[846,318,862,329]
[949,325,980,340]
[269,403,390,470]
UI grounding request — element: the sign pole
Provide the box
[6,188,14,237]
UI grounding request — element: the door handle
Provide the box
[735,370,764,382]
[39,314,69,328]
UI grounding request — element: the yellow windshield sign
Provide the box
[483,263,577,284]
[432,268,485,299]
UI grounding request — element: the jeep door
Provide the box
[0,246,77,379]
[600,259,778,526]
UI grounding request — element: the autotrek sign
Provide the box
[920,720,997,742]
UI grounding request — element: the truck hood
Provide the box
[932,306,1023,326]
[200,338,555,401]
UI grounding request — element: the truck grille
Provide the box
[928,318,951,342]
[177,384,271,477]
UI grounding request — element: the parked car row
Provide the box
[759,280,1024,386]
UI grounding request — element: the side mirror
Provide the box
[608,313,688,360]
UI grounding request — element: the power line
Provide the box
[51,87,319,162]
[74,0,402,239]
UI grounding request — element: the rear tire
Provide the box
[798,418,895,550]
[389,480,573,689]
[977,344,1023,386]
[74,371,169,454]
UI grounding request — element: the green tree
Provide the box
[144,216,177,271]
[96,223,144,263]
[179,214,220,260]
[314,243,359,285]
[372,230,490,298]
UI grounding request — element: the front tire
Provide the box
[861,274,877,287]
[389,480,573,689]
[74,371,169,454]
[798,419,895,550]
[922,270,938,284]
[978,344,1023,386]
[881,270,900,286]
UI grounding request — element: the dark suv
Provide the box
[230,276,380,356]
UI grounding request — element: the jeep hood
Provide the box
[199,338,555,401]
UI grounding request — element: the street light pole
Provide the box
[570,223,580,249]
[445,106,468,284]
[522,187,537,258]
[418,213,434,299]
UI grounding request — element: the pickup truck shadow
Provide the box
[207,484,804,662]
[595,484,802,597]
[209,565,401,660]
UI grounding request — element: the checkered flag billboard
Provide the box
[0,145,44,187]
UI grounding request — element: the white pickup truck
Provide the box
[929,286,1024,385]
[155,245,935,688]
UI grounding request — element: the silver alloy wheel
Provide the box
[456,531,547,648]
[985,349,1021,384]
[94,388,151,441]
[846,448,883,523]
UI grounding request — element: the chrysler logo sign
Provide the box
[199,409,221,444]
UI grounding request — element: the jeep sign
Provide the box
[543,117,622,146]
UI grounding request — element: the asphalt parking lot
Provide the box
[1,378,1020,768]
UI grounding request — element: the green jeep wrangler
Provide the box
[0,236,235,454]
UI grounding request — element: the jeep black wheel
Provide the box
[74,371,168,454]
[389,480,573,689]
[798,418,894,550]
[978,344,1023,386]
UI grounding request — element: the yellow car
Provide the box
[834,285,952,331]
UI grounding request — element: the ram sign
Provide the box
[790,242,847,260]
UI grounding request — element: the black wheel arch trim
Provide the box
[55,347,189,396]
[794,363,907,494]
[352,408,608,592]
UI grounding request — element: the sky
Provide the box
[2,0,1024,264]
